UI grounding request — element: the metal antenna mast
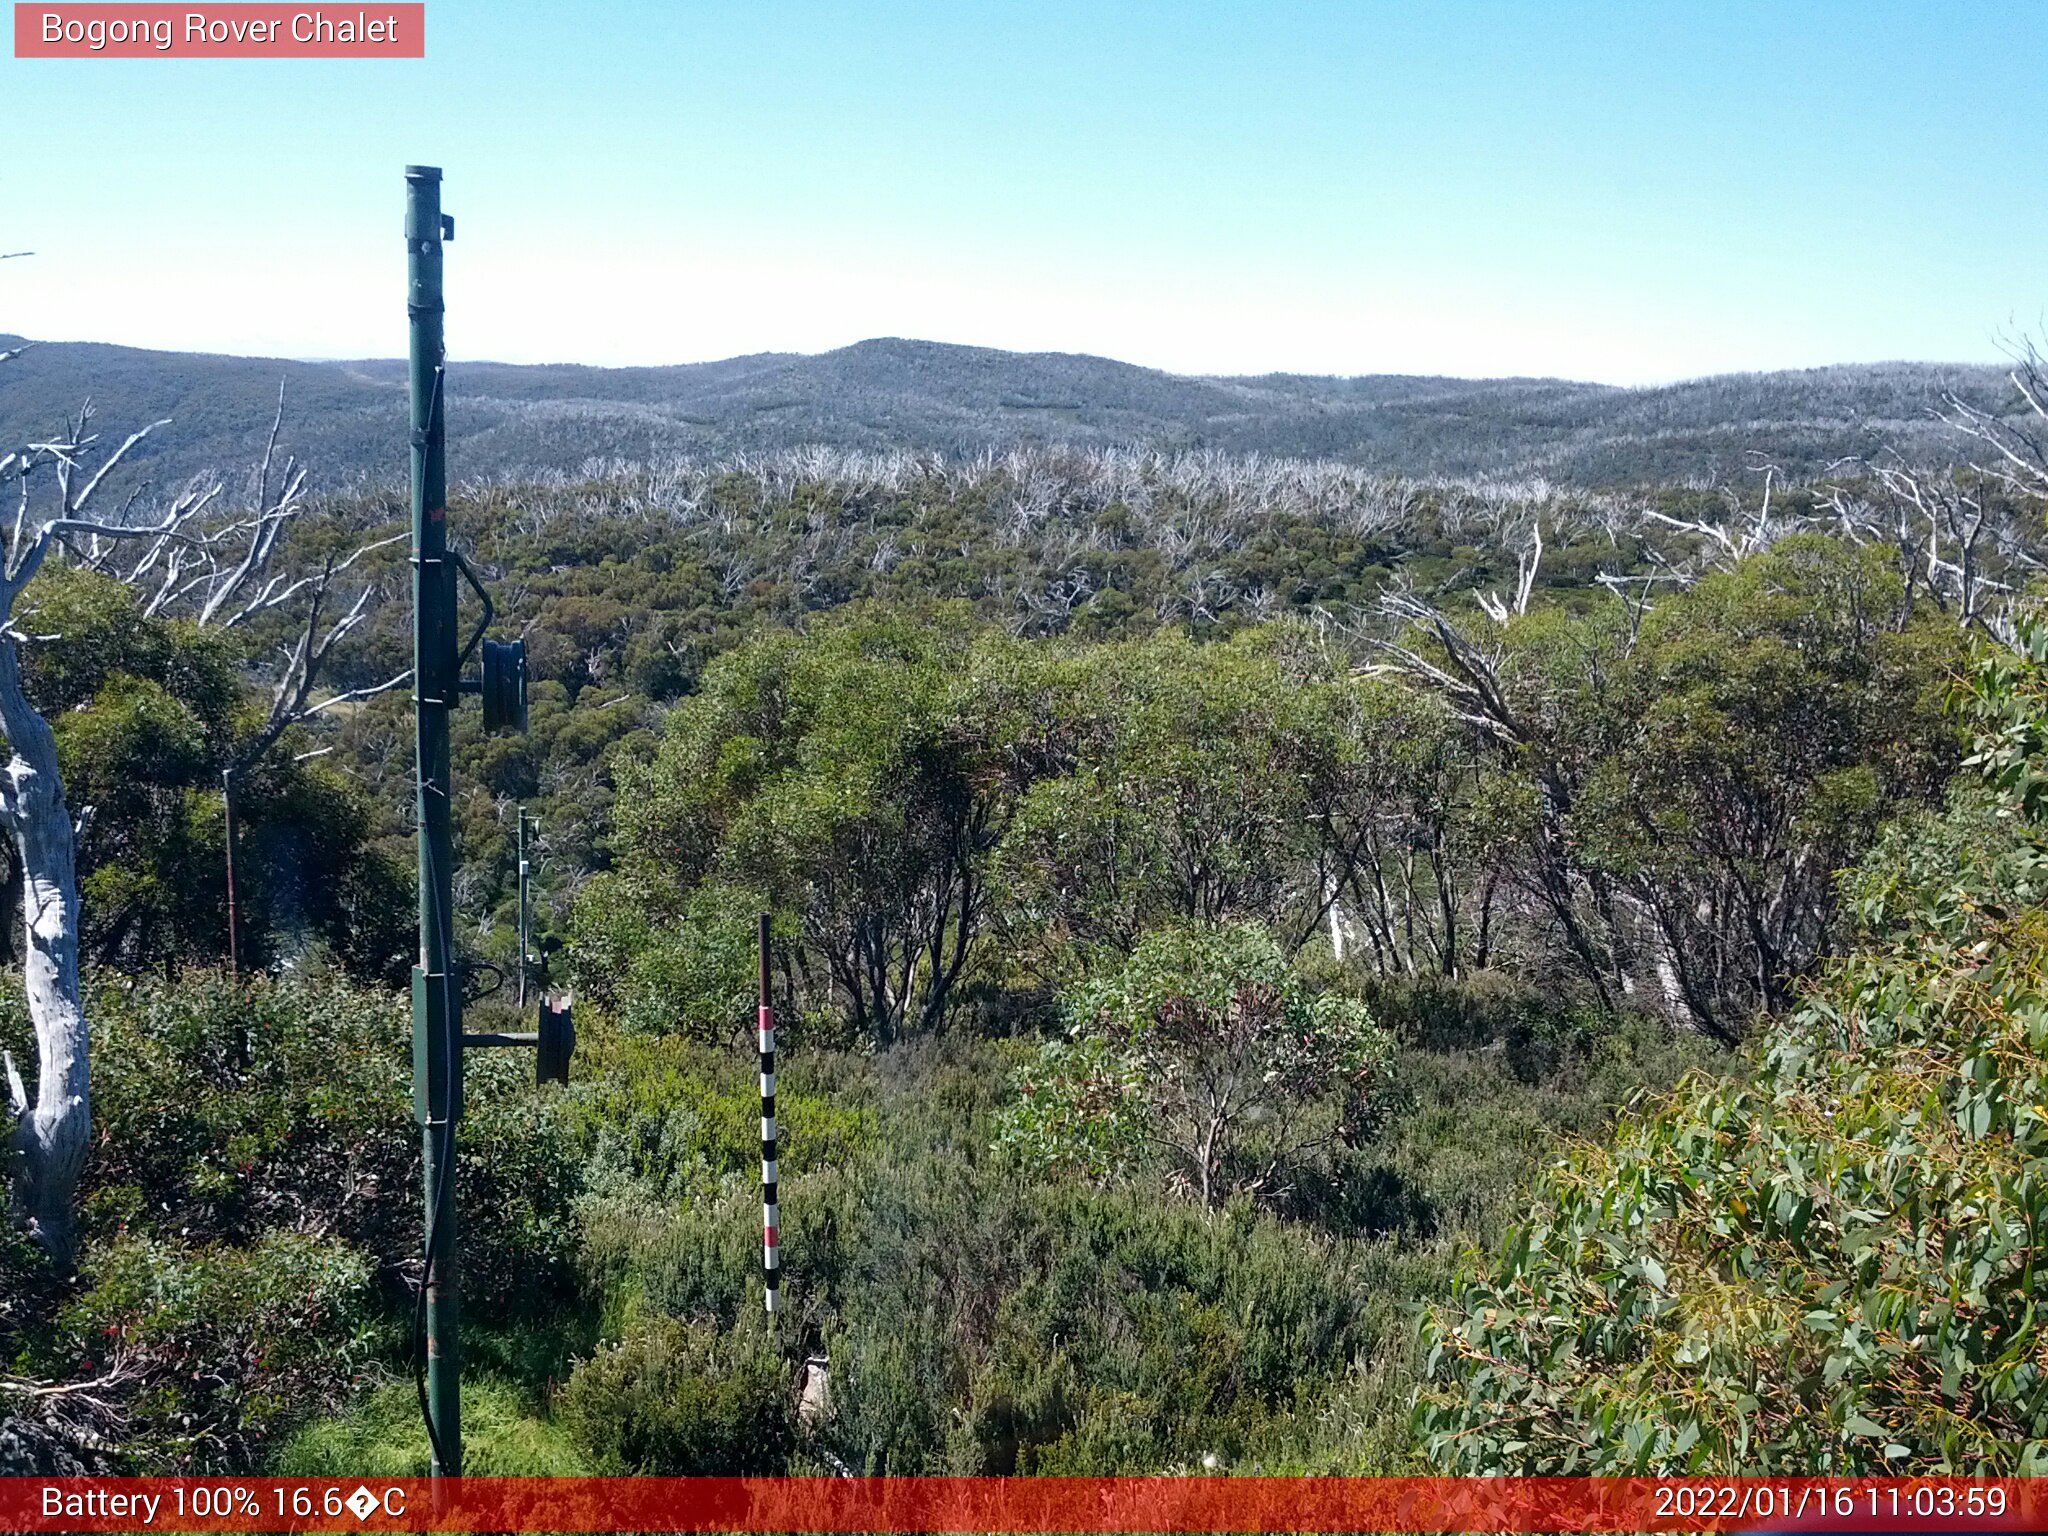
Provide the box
[406,162,463,1481]
[405,165,558,1484]
[403,159,565,1490]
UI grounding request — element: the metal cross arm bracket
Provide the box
[450,546,493,669]
[461,997,573,1086]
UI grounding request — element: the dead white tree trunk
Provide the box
[1477,515,1543,626]
[0,407,173,1269]
[0,638,85,1266]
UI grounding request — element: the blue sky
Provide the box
[3,1,2043,382]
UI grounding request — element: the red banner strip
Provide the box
[1,1476,2039,1533]
[14,4,424,58]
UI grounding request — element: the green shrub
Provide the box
[563,1032,876,1203]
[559,1033,1403,1477]
[554,1312,793,1473]
[620,888,760,1042]
[997,922,1395,1209]
[0,970,586,1471]
[1363,970,1613,1082]
[45,972,585,1325]
[458,1043,586,1318]
[569,879,760,1041]
[563,870,657,1010]
[48,1231,374,1470]
[372,991,1712,1480]
[818,1175,1379,1474]
[55,971,416,1266]
[996,1033,1147,1182]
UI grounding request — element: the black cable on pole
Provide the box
[413,1116,453,1473]
[413,821,458,1474]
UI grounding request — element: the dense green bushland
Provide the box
[12,565,410,980]
[0,943,1718,1473]
[0,970,577,1470]
[313,454,2018,984]
[3,435,2032,1476]
[1417,614,2048,1472]
[573,537,1961,1050]
[997,923,1396,1210]
[365,995,1711,1477]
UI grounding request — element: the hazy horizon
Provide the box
[0,323,2027,394]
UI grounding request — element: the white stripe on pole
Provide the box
[759,913,781,1319]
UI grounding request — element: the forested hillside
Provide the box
[0,332,2024,490]
[2,349,2046,1476]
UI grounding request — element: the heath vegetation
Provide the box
[4,340,2047,1474]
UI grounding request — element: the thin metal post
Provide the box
[222,766,249,1070]
[758,913,779,1317]
[407,163,461,1481]
[221,768,240,984]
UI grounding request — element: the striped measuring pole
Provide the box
[757,913,780,1317]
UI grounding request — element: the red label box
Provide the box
[14,3,424,57]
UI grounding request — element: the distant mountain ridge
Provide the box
[0,333,2019,493]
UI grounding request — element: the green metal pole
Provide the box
[406,163,461,1480]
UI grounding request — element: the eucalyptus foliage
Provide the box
[999,923,1394,1209]
[1417,615,2048,1473]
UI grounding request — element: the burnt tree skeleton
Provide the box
[1358,586,1623,1011]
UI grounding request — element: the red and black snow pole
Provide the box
[758,913,780,1318]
